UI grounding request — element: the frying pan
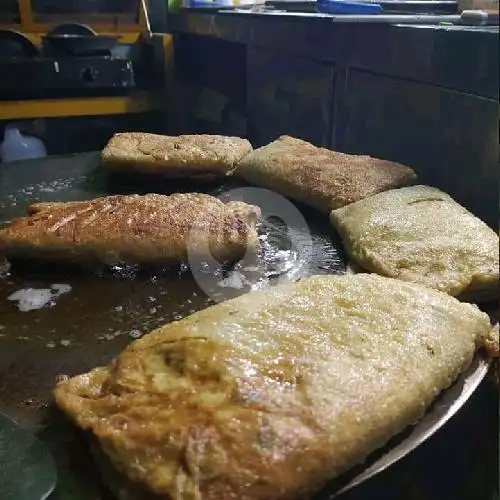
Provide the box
[42,34,119,56]
[0,152,495,500]
[46,23,97,37]
[0,29,39,59]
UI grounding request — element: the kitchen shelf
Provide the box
[0,92,162,120]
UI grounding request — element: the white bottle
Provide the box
[0,124,47,163]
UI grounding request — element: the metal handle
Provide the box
[459,9,499,25]
[140,0,153,38]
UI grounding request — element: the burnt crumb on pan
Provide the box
[20,397,48,410]
[0,255,11,278]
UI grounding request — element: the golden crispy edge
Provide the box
[235,135,417,212]
[0,194,261,265]
[484,324,499,358]
[235,136,332,213]
[101,133,253,177]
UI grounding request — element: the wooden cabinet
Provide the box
[339,69,498,226]
[247,48,334,147]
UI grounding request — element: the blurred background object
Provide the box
[0,0,171,155]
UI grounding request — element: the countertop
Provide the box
[168,9,498,99]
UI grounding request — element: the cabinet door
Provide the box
[339,69,498,227]
[247,48,334,147]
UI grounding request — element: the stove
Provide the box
[0,54,136,99]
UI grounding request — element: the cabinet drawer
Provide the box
[340,69,498,227]
[247,48,334,147]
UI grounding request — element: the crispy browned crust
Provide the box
[54,274,491,500]
[484,324,499,358]
[101,133,253,178]
[235,136,417,212]
[0,193,259,265]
